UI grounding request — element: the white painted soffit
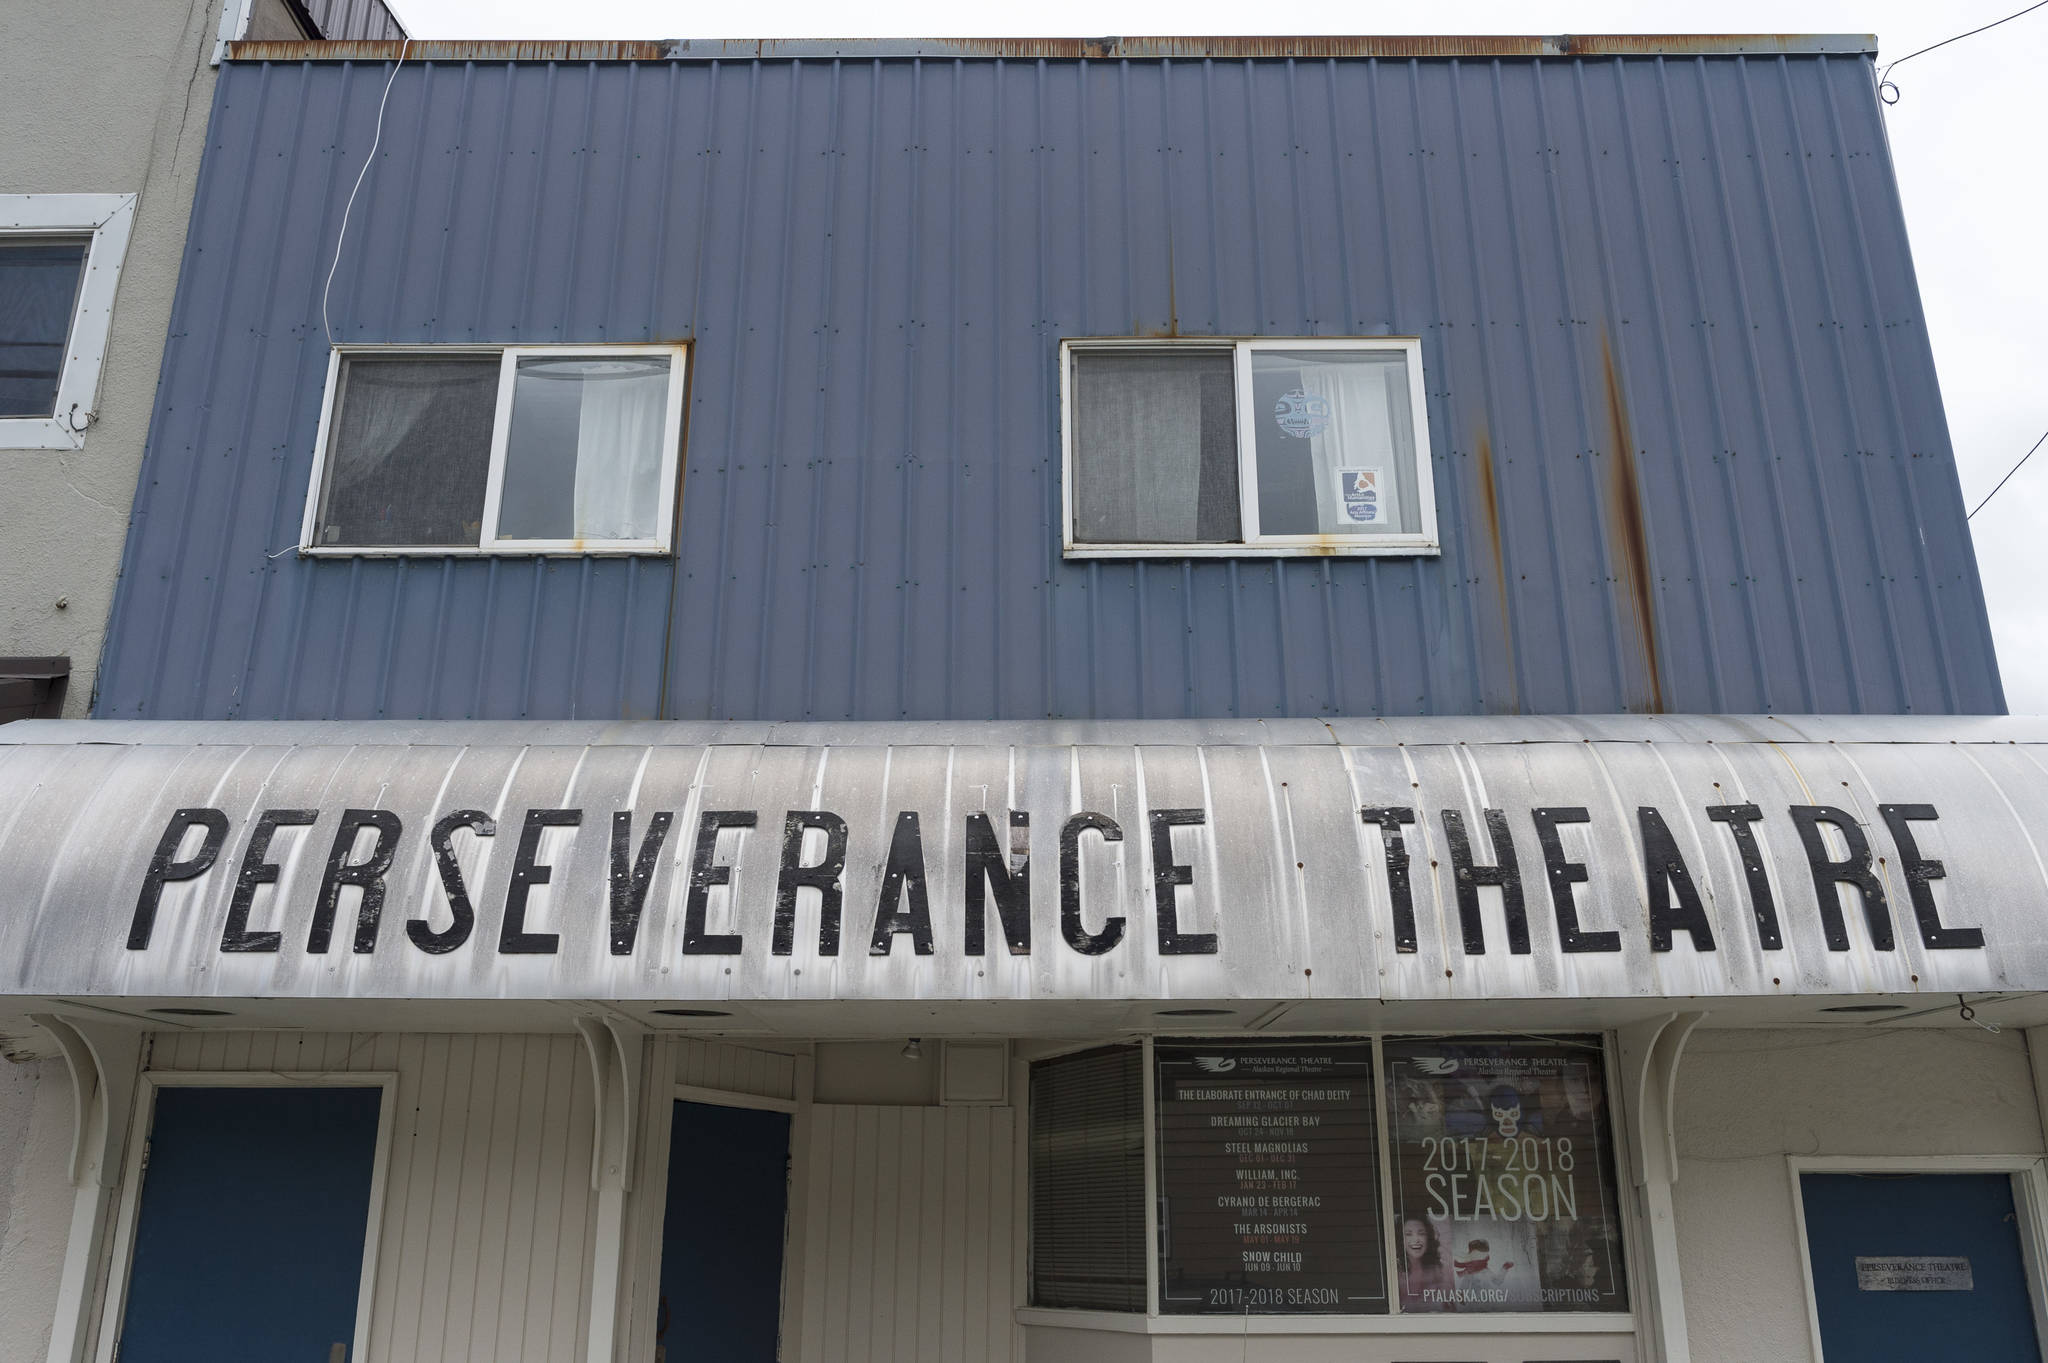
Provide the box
[0,716,2044,1006]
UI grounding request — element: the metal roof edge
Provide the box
[222,34,1881,64]
[5,714,2038,749]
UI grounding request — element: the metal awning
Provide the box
[2,716,2045,1025]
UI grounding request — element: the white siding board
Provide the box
[915,1110,945,1363]
[793,1105,1016,1363]
[548,1038,598,1363]
[673,1037,799,1101]
[413,1034,473,1362]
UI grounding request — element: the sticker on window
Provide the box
[1336,467,1384,525]
[1274,388,1332,439]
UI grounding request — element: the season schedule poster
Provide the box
[1382,1037,1629,1314]
[1154,1042,1387,1314]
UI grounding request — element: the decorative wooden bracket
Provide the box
[30,1013,142,1188]
[574,1014,646,1194]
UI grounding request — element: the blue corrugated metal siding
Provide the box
[96,53,2002,721]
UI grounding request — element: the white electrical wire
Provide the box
[321,39,412,347]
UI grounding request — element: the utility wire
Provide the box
[1879,0,2048,101]
[1967,427,2048,520]
[322,40,412,346]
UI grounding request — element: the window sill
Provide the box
[297,545,673,559]
[0,417,85,450]
[1063,540,1441,560]
[1015,1307,1636,1335]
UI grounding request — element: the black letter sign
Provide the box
[1358,808,1419,953]
[775,811,848,956]
[964,811,1030,956]
[1439,809,1528,955]
[1532,808,1620,953]
[1149,809,1217,955]
[1788,805,1894,951]
[223,809,317,953]
[130,808,229,950]
[307,809,403,955]
[684,811,754,955]
[1705,804,1783,950]
[1639,807,1716,952]
[609,811,674,955]
[870,812,936,956]
[412,810,492,954]
[1060,813,1126,955]
[1879,804,1984,950]
[501,809,581,954]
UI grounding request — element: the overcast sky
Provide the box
[381,0,2048,714]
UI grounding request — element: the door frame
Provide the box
[655,1083,802,1360]
[1787,1154,2048,1363]
[92,1071,400,1363]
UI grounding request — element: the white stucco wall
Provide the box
[1673,1026,2044,1363]
[0,1060,76,1361]
[0,0,223,716]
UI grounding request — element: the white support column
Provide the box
[577,1015,648,1363]
[1618,1011,1707,1363]
[33,1015,143,1363]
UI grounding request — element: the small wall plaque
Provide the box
[1855,1256,1973,1291]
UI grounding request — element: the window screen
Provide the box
[496,356,671,542]
[0,238,88,418]
[1029,1045,1146,1310]
[1071,350,1240,544]
[314,356,499,548]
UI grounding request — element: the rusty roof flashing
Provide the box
[224,33,1880,63]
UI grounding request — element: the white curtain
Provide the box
[571,363,667,540]
[1297,358,1407,534]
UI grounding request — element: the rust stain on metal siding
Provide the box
[1601,333,1662,714]
[225,34,1877,64]
[1474,429,1519,713]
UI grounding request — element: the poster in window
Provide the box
[1333,467,1385,525]
[1382,1037,1628,1314]
[1154,1041,1386,1314]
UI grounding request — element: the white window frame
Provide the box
[0,193,137,450]
[1060,337,1440,559]
[92,1070,400,1363]
[300,343,689,556]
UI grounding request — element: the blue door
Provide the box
[656,1100,792,1362]
[117,1085,383,1363]
[1801,1171,2041,1361]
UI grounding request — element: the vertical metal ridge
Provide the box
[1812,57,1961,713]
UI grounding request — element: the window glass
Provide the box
[1029,1045,1146,1310]
[1250,349,1421,536]
[316,356,498,547]
[1382,1036,1628,1314]
[0,238,88,418]
[1155,1041,1386,1315]
[1071,350,1240,544]
[496,356,671,542]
